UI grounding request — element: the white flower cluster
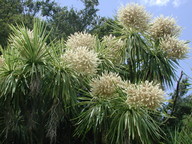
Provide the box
[90,72,165,109]
[126,81,165,109]
[149,16,181,39]
[117,3,151,31]
[66,32,96,50]
[160,36,189,59]
[148,16,188,59]
[102,35,125,64]
[11,29,34,45]
[62,47,100,76]
[27,29,34,40]
[90,72,126,98]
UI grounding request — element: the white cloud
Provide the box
[141,0,170,6]
[172,0,181,7]
[141,0,185,7]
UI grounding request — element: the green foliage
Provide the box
[161,75,192,144]
[0,19,167,144]
[166,116,192,144]
[75,90,163,144]
[108,21,178,87]
[48,1,100,40]
[0,0,101,47]
[0,0,58,47]
[0,1,191,144]
[91,18,116,39]
[0,20,80,143]
[0,0,22,47]
[164,76,192,129]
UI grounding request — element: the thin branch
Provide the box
[161,71,184,125]
[171,71,184,116]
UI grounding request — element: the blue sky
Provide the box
[56,0,192,88]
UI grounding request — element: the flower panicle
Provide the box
[117,3,151,31]
[66,32,96,50]
[160,36,189,59]
[90,72,126,98]
[102,34,125,64]
[61,46,100,76]
[126,81,165,109]
[149,15,181,39]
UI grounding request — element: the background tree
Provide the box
[91,18,117,39]
[162,72,192,143]
[0,0,101,46]
[0,0,22,47]
[47,0,100,40]
[0,0,44,47]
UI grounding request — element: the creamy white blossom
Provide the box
[61,46,100,76]
[149,16,181,39]
[160,36,189,59]
[11,29,34,45]
[27,29,34,39]
[117,3,151,31]
[66,32,96,50]
[126,81,165,109]
[90,72,126,98]
[102,35,125,64]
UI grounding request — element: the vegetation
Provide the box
[0,1,191,144]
